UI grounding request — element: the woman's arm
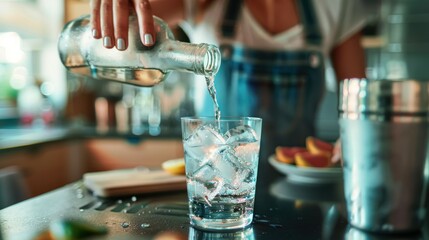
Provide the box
[148,0,186,26]
[330,30,366,82]
[330,30,366,165]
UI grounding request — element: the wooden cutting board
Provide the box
[83,168,186,197]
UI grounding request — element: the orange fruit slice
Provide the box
[295,152,331,168]
[306,136,334,158]
[162,158,186,175]
[275,146,308,164]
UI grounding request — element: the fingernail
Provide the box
[144,33,154,46]
[117,38,125,50]
[103,36,112,48]
[92,29,98,38]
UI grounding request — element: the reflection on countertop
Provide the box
[269,177,344,203]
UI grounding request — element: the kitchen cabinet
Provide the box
[0,140,88,197]
[85,138,184,172]
[0,137,183,198]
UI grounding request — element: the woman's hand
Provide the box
[90,0,156,51]
[331,138,342,166]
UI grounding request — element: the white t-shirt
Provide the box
[186,0,372,56]
[182,0,374,112]
[185,0,374,99]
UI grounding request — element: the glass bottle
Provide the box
[58,15,221,87]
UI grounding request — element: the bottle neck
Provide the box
[158,41,221,77]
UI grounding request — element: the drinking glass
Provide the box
[181,116,262,230]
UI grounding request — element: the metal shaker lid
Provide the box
[339,78,429,119]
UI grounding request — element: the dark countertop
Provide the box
[0,126,427,239]
[0,149,428,240]
[0,170,345,239]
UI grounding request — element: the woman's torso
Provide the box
[185,0,369,149]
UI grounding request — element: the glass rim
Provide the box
[181,116,262,122]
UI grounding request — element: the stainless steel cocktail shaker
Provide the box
[339,78,429,233]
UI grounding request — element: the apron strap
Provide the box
[296,0,322,45]
[220,0,322,46]
[221,0,243,38]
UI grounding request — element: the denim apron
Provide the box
[205,0,325,153]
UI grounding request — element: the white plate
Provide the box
[268,155,343,183]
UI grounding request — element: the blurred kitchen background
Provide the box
[0,0,428,207]
[0,0,196,134]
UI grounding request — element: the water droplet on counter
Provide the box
[121,222,130,228]
[140,223,151,229]
[73,183,83,189]
[269,224,283,229]
[382,224,394,231]
[255,219,269,223]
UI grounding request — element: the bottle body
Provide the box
[58,15,221,87]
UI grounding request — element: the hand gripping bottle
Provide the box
[58,15,221,87]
